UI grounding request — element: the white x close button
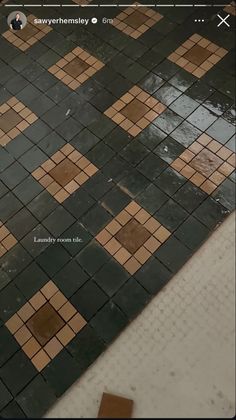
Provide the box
[217,14,230,27]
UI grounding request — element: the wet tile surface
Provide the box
[0,1,235,417]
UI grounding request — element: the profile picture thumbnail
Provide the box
[7,11,27,31]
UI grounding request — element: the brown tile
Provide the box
[68,313,87,334]
[5,314,23,334]
[14,325,32,346]
[180,165,196,179]
[134,246,151,264]
[54,189,70,203]
[218,162,234,176]
[27,303,65,346]
[171,158,186,171]
[190,172,206,186]
[207,140,221,153]
[144,218,160,233]
[209,171,225,186]
[115,219,151,254]
[63,57,89,78]
[17,302,35,322]
[125,201,141,216]
[124,10,148,29]
[144,236,161,253]
[22,337,41,359]
[31,349,50,372]
[44,337,63,359]
[189,142,204,154]
[120,98,149,124]
[216,147,233,160]
[96,230,112,245]
[58,301,77,322]
[50,291,67,311]
[104,238,122,255]
[201,180,217,194]
[106,220,122,235]
[124,257,141,275]
[1,234,17,251]
[56,324,75,346]
[98,392,133,418]
[134,209,150,224]
[49,158,81,187]
[84,163,98,177]
[17,24,38,42]
[180,150,195,163]
[32,167,46,180]
[0,225,9,241]
[227,154,235,167]
[190,149,223,177]
[115,210,132,226]
[41,281,59,300]
[29,291,47,311]
[183,44,211,66]
[51,151,65,164]
[0,109,22,132]
[114,248,131,265]
[154,226,171,243]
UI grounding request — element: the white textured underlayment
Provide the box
[46,212,235,418]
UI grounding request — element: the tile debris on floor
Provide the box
[0,0,235,418]
[97,392,134,418]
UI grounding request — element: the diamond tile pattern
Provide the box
[0,97,38,146]
[5,281,86,371]
[168,33,228,78]
[96,201,171,275]
[112,2,163,39]
[3,14,52,51]
[32,144,98,203]
[0,2,235,417]
[48,46,104,90]
[171,134,235,194]
[104,85,166,137]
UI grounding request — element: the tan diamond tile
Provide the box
[96,202,171,275]
[32,145,98,203]
[171,135,236,194]
[48,45,104,90]
[0,97,38,146]
[168,33,228,78]
[2,14,52,51]
[112,2,163,39]
[104,86,165,137]
[5,281,86,371]
[0,222,17,257]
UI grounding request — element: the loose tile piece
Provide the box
[168,33,228,78]
[98,392,134,418]
[112,2,163,39]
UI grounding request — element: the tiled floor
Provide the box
[46,213,235,418]
[0,1,235,418]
